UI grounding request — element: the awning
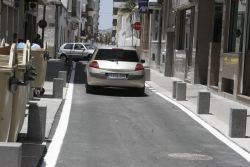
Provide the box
[148,0,161,10]
[37,0,62,5]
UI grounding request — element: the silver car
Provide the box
[85,47,145,94]
[57,43,95,61]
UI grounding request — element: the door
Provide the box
[73,43,85,60]
[63,43,74,57]
[242,1,250,96]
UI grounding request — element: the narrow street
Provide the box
[54,62,249,167]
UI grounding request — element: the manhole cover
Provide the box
[168,153,213,161]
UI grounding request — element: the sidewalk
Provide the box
[20,59,69,167]
[147,69,250,153]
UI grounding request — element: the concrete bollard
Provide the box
[176,82,186,101]
[144,67,150,81]
[172,81,181,99]
[229,108,247,138]
[53,78,63,98]
[0,142,22,167]
[197,91,210,114]
[58,71,67,87]
[28,103,47,142]
[29,87,34,100]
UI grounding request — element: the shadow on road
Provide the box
[88,87,148,97]
[74,61,87,84]
[45,59,71,82]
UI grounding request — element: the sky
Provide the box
[98,0,113,30]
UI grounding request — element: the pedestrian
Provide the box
[33,34,43,48]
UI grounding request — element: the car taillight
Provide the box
[135,63,144,71]
[89,61,99,69]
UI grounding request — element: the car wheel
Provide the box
[137,86,145,96]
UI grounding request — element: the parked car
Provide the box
[57,43,95,61]
[85,46,145,95]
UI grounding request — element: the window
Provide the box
[153,10,159,41]
[64,44,73,49]
[213,3,223,42]
[74,44,84,50]
[113,8,118,15]
[177,9,192,50]
[228,0,246,52]
[113,19,117,26]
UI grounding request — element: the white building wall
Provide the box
[117,12,140,47]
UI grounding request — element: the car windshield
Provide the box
[95,49,139,62]
[84,44,96,50]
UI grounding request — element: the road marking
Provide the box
[42,63,76,167]
[168,153,213,161]
[146,83,250,162]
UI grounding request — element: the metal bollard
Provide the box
[53,78,63,98]
[176,82,186,101]
[58,71,67,87]
[172,81,181,99]
[197,91,210,114]
[27,103,47,142]
[229,108,247,138]
[0,142,22,167]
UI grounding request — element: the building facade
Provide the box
[112,0,127,44]
[82,0,100,43]
[145,0,250,104]
[0,0,26,44]
[0,0,98,57]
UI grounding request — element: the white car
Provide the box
[85,47,145,95]
[57,43,95,61]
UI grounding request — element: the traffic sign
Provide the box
[138,0,148,13]
[133,22,141,31]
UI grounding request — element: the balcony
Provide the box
[113,15,118,20]
[113,2,126,8]
[88,10,95,17]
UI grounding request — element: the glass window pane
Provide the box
[229,0,246,52]
[64,44,73,49]
[74,44,83,50]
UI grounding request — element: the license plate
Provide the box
[106,73,127,80]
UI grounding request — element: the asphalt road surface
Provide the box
[55,62,250,167]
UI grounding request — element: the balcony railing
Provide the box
[113,2,126,8]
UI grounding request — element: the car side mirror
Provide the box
[140,60,145,63]
[87,54,93,61]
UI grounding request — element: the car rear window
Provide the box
[84,44,95,50]
[95,49,139,62]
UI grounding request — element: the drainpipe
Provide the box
[157,8,163,68]
[0,1,1,38]
[41,5,46,45]
[54,5,59,58]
